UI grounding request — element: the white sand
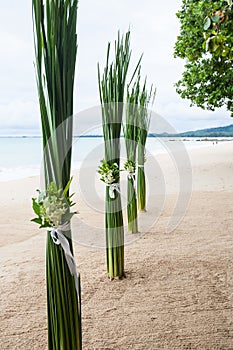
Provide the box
[1,141,233,349]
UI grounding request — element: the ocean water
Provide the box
[0,136,228,181]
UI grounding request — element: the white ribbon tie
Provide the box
[49,223,80,301]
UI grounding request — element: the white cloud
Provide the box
[0,100,40,135]
[156,101,230,132]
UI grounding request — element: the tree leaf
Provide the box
[212,41,219,52]
[211,15,221,23]
[204,17,211,30]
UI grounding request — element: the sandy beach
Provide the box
[1,141,233,349]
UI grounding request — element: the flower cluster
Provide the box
[32,180,76,228]
[98,160,120,184]
[124,160,136,174]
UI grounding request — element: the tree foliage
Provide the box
[174,0,233,115]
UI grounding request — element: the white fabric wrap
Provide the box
[127,172,136,180]
[107,183,120,199]
[48,223,80,300]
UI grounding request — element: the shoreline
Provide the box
[1,138,232,182]
[0,141,232,248]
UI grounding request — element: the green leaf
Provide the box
[63,177,73,197]
[31,217,42,225]
[204,17,211,30]
[39,223,49,229]
[211,15,221,23]
[222,49,228,57]
[212,42,220,52]
[32,197,41,216]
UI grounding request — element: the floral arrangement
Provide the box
[98,160,120,185]
[98,160,121,200]
[124,160,136,175]
[32,180,76,228]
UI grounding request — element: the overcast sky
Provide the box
[0,0,231,136]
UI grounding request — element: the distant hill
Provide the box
[149,124,233,138]
[73,124,233,138]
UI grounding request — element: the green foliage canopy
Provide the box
[174,0,233,115]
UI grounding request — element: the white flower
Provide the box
[128,165,135,173]
[107,172,115,184]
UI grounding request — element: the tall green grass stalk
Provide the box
[137,80,156,212]
[32,1,81,349]
[124,73,142,233]
[98,31,133,279]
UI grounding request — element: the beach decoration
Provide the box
[137,80,156,212]
[98,160,120,199]
[32,1,82,349]
[97,31,138,279]
[124,73,141,233]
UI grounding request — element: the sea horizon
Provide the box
[0,136,231,182]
